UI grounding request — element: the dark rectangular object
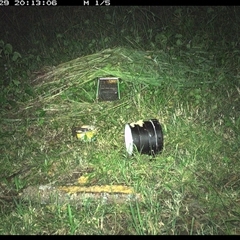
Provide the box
[97,77,120,101]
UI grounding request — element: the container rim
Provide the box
[124,124,133,155]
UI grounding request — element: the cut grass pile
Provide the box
[0,45,239,234]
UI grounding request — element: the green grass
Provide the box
[0,6,240,235]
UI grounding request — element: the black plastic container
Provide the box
[124,119,163,156]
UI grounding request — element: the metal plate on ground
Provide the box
[97,77,120,101]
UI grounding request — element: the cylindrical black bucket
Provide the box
[124,119,163,156]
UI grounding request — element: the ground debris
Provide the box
[20,184,142,206]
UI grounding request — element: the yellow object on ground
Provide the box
[72,125,97,142]
[77,176,89,185]
[58,185,135,194]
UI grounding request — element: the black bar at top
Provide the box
[8,0,166,6]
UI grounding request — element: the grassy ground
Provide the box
[0,6,240,235]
